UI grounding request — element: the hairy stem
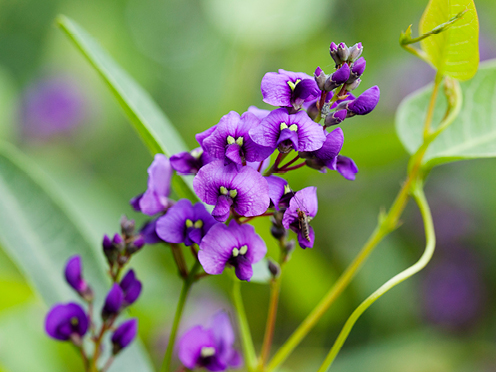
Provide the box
[160,261,201,372]
[232,278,257,372]
[316,180,435,371]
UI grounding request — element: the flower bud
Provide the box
[347,86,380,116]
[347,57,366,84]
[337,42,350,63]
[120,215,135,237]
[270,224,287,240]
[268,259,281,278]
[283,240,296,262]
[112,319,138,355]
[324,64,350,92]
[305,101,320,121]
[314,66,327,91]
[324,109,347,127]
[120,270,142,306]
[113,233,125,252]
[329,42,341,66]
[348,42,363,62]
[345,78,361,92]
[103,234,119,266]
[64,255,93,301]
[102,284,124,321]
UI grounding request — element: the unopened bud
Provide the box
[314,66,327,91]
[324,109,347,127]
[337,43,350,63]
[271,224,287,240]
[103,234,119,267]
[348,42,363,62]
[268,259,281,278]
[120,215,135,237]
[345,78,361,92]
[306,101,320,121]
[324,64,350,92]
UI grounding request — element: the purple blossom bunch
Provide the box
[126,40,379,276]
[45,216,145,370]
[43,37,380,372]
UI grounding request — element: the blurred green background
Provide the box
[1,0,496,371]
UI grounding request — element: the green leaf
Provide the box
[419,0,479,81]
[0,142,154,372]
[396,60,496,168]
[56,15,197,201]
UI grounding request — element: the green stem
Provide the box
[160,261,201,372]
[259,272,283,369]
[265,72,445,372]
[231,277,257,372]
[316,179,435,371]
[423,71,443,138]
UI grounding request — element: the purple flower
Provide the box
[335,155,358,180]
[120,270,142,306]
[102,283,124,320]
[249,108,326,154]
[139,218,164,244]
[199,220,267,281]
[132,154,173,216]
[348,42,363,62]
[261,69,319,110]
[266,176,289,211]
[45,302,89,341]
[196,125,218,149]
[20,75,87,140]
[299,128,344,172]
[282,187,318,249]
[178,311,242,371]
[347,86,380,116]
[193,161,270,222]
[203,111,273,165]
[112,319,138,354]
[156,199,218,246]
[170,147,214,175]
[64,255,92,300]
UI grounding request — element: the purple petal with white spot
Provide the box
[250,108,326,152]
[178,326,216,369]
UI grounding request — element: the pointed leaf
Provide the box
[396,60,496,168]
[57,15,197,201]
[0,142,154,372]
[420,0,479,81]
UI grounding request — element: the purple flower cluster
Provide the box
[129,40,379,281]
[45,219,145,366]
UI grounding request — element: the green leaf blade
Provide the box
[396,60,496,168]
[0,142,154,372]
[57,15,198,201]
[420,0,479,81]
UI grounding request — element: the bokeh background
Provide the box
[1,0,496,371]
